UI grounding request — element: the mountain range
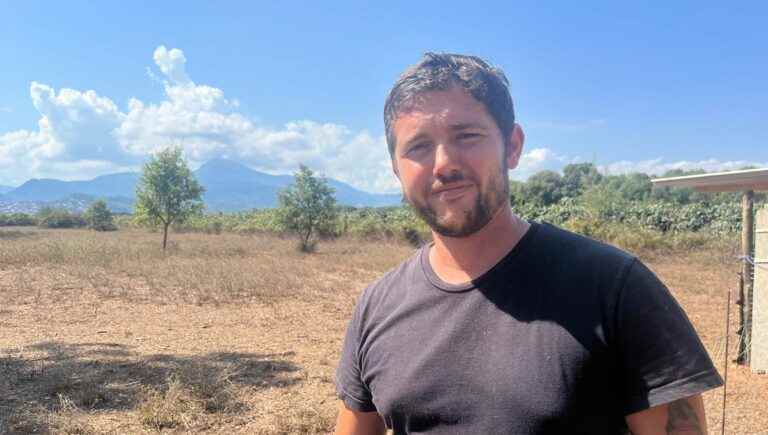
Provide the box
[0,159,401,213]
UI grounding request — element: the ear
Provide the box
[505,123,525,170]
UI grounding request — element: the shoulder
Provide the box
[352,246,425,322]
[530,221,637,278]
[524,223,645,335]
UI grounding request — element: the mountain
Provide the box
[0,159,401,213]
[0,185,14,194]
[0,194,134,214]
[3,173,139,202]
[194,159,293,211]
[195,158,401,211]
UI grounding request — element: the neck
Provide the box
[429,205,530,284]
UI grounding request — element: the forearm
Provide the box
[334,401,386,435]
[626,394,707,435]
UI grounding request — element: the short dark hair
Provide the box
[383,52,515,157]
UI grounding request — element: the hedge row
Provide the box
[3,199,762,239]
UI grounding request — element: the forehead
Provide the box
[394,88,492,129]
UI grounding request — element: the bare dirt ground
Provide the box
[0,227,766,434]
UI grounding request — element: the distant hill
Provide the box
[0,185,14,194]
[0,159,401,213]
[0,194,134,214]
[3,172,139,202]
[196,159,401,211]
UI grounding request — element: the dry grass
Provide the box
[0,226,766,433]
[0,227,398,307]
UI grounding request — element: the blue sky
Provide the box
[1,1,766,192]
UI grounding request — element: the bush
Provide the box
[563,216,713,253]
[84,200,117,231]
[0,212,37,226]
[36,207,86,229]
[276,165,337,252]
[339,206,430,244]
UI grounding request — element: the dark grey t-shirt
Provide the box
[336,222,722,434]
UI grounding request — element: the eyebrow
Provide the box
[402,133,431,149]
[448,122,487,131]
[400,122,488,152]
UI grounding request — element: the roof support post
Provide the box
[752,206,768,372]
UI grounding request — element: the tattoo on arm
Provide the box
[665,399,703,434]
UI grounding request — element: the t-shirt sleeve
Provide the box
[335,296,377,413]
[614,258,723,415]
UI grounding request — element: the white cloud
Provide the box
[1,45,762,194]
[600,158,768,176]
[0,82,135,186]
[0,126,127,185]
[152,46,192,86]
[509,147,768,181]
[30,82,128,162]
[510,147,578,181]
[0,45,400,192]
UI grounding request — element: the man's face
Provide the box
[391,87,522,237]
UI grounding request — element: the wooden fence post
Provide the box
[737,190,754,365]
[751,205,767,373]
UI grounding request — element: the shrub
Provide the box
[84,200,117,231]
[0,212,37,226]
[36,207,86,229]
[277,165,337,252]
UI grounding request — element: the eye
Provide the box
[405,142,430,156]
[457,132,482,141]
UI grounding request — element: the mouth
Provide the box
[432,183,474,201]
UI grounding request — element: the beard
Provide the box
[406,161,509,238]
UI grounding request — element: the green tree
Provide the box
[508,180,526,206]
[523,170,566,206]
[277,165,337,252]
[562,163,602,198]
[600,173,652,202]
[135,147,205,250]
[579,182,628,220]
[84,199,116,231]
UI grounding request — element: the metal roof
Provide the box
[651,168,768,192]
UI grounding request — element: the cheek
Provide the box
[397,161,430,186]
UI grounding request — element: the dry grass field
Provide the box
[1,227,766,434]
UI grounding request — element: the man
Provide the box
[334,53,722,434]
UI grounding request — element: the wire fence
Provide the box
[737,255,768,269]
[712,255,764,434]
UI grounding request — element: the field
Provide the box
[1,227,767,434]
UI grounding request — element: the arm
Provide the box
[625,394,707,435]
[334,401,386,435]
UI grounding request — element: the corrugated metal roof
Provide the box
[651,168,768,192]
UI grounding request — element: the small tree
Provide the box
[277,165,337,252]
[84,199,116,231]
[135,147,205,250]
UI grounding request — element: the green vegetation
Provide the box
[157,164,761,253]
[134,147,205,250]
[0,212,36,226]
[36,207,87,229]
[84,199,117,231]
[276,165,337,252]
[2,163,764,254]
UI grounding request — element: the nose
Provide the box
[432,143,461,178]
